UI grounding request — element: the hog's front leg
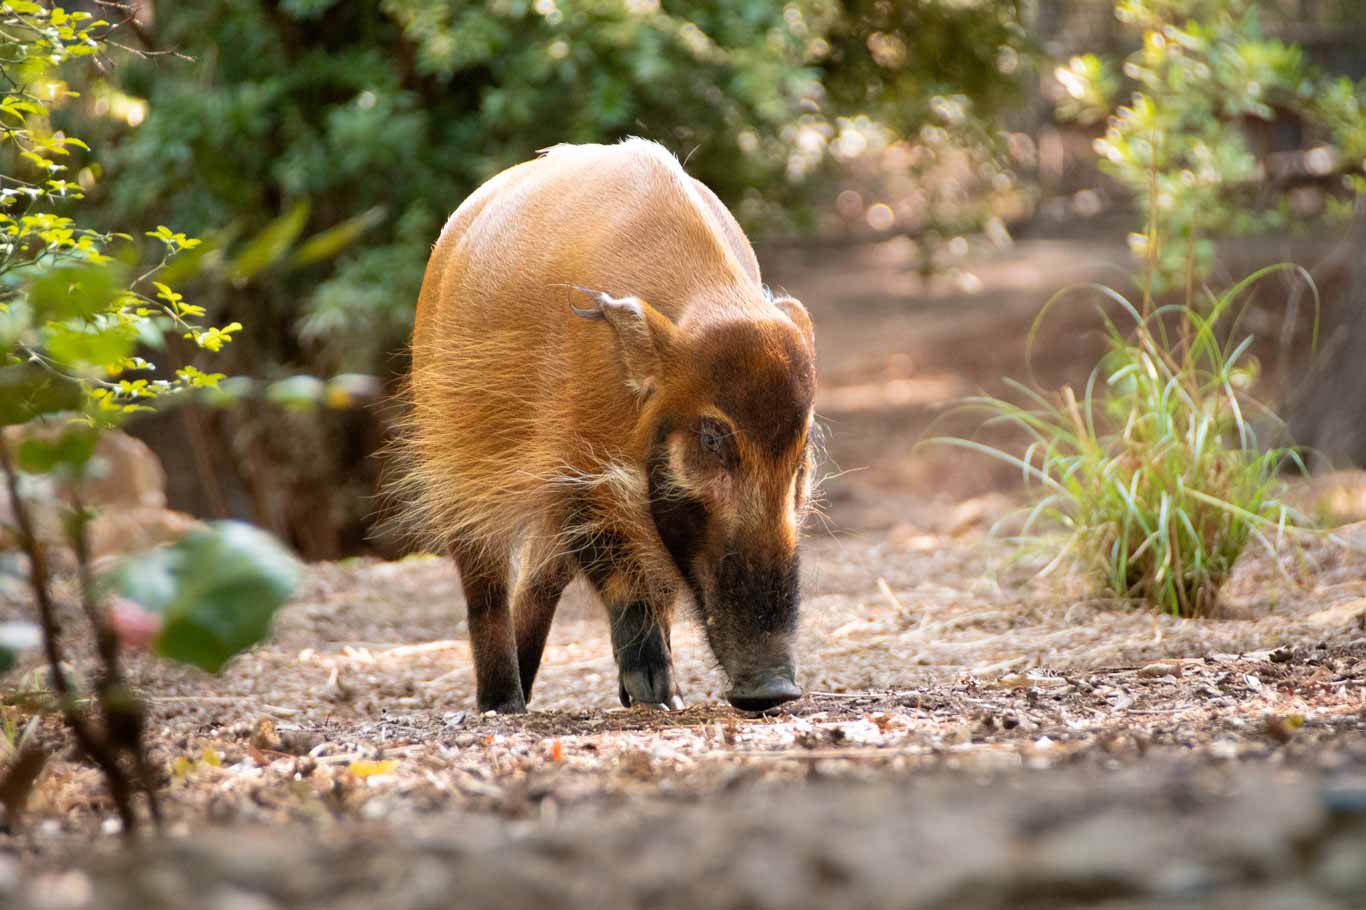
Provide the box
[608,600,685,709]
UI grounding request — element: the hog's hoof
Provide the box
[478,695,528,715]
[727,676,802,712]
[619,666,681,710]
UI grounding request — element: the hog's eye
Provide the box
[697,417,735,466]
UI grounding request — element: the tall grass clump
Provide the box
[932,264,1316,617]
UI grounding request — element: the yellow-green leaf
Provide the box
[289,206,386,268]
[229,201,310,281]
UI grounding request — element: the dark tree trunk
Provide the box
[1289,197,1366,468]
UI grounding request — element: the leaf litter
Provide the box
[1,522,1364,908]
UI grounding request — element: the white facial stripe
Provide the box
[667,435,691,488]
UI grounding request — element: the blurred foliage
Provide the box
[822,0,1026,130]
[0,1,300,833]
[934,0,1366,611]
[1055,0,1366,286]
[112,521,300,674]
[83,0,1030,375]
[1053,53,1118,126]
[0,12,234,419]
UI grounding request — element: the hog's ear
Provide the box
[570,290,676,395]
[773,296,814,351]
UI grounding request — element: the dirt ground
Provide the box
[5,227,1366,909]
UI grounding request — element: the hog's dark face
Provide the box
[645,309,817,710]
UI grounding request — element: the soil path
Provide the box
[10,523,1366,909]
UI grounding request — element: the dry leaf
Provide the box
[0,742,48,823]
[171,756,194,780]
[866,713,896,733]
[349,759,399,779]
[1264,714,1305,744]
[251,718,283,752]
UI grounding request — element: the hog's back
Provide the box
[407,140,760,550]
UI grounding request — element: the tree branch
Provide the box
[69,490,161,827]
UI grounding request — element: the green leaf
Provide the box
[229,201,311,282]
[44,322,136,367]
[134,315,169,351]
[28,261,127,321]
[264,374,325,410]
[113,521,300,673]
[0,298,33,348]
[289,206,386,268]
[156,224,241,285]
[0,365,83,426]
[17,425,97,474]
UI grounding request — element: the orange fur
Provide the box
[397,137,810,571]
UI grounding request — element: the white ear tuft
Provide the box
[568,287,676,396]
[773,296,814,349]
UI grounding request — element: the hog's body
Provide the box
[402,139,816,714]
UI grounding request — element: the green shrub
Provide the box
[1056,0,1366,288]
[86,1,1031,373]
[933,0,1360,616]
[931,266,1313,616]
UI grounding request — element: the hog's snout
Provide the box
[704,554,803,712]
[726,672,802,712]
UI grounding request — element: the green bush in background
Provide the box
[1056,0,1366,287]
[930,0,1366,616]
[85,0,1029,372]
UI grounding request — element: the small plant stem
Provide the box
[0,435,139,837]
[1182,211,1197,360]
[69,492,162,827]
[1169,521,1191,617]
[1060,385,1090,450]
[1141,129,1160,320]
[70,497,120,690]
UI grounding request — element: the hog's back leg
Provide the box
[450,542,525,714]
[511,552,573,705]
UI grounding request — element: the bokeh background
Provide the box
[50,0,1366,558]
